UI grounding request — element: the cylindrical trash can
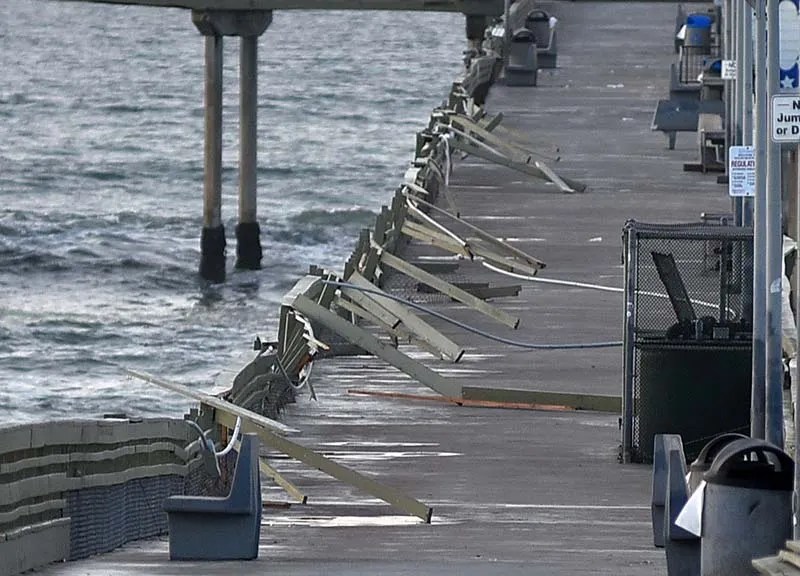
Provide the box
[525,10,550,48]
[701,438,794,576]
[686,433,748,493]
[684,14,712,53]
[505,29,538,87]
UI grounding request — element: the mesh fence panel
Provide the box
[623,221,753,463]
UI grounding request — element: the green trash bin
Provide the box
[636,340,751,462]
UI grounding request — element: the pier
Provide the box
[4,0,766,574]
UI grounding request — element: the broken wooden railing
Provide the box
[137,14,589,525]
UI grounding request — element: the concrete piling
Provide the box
[236,33,263,270]
[199,32,225,283]
[192,10,272,281]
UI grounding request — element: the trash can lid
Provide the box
[526,9,550,22]
[689,432,748,473]
[703,438,794,490]
[512,28,536,42]
[686,14,713,28]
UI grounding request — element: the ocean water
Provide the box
[0,1,465,422]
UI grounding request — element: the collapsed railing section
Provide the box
[223,5,586,413]
[186,6,586,525]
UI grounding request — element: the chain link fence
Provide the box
[622,221,753,463]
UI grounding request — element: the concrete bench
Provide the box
[651,434,700,576]
[164,433,262,561]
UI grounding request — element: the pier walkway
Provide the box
[38,2,731,574]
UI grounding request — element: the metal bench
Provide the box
[651,97,724,150]
[164,433,262,561]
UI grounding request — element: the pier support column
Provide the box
[236,32,263,270]
[192,10,272,280]
[198,31,225,283]
[465,15,487,56]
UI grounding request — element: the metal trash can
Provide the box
[525,10,550,48]
[686,433,747,493]
[505,29,538,87]
[684,14,712,53]
[701,438,793,576]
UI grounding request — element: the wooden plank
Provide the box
[215,410,433,522]
[409,261,460,274]
[347,389,574,412]
[347,272,464,362]
[401,190,545,270]
[292,294,461,398]
[753,556,800,576]
[401,221,472,258]
[447,133,585,193]
[379,248,519,329]
[469,241,545,277]
[123,367,299,435]
[779,550,800,571]
[334,295,450,361]
[462,386,621,413]
[339,285,402,329]
[259,458,308,505]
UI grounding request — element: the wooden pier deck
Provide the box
[36,2,731,574]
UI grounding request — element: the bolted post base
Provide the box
[200,225,226,283]
[235,221,263,270]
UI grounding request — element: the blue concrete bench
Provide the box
[651,434,700,576]
[164,433,262,561]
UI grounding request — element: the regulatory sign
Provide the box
[721,60,736,80]
[728,146,756,197]
[771,95,800,142]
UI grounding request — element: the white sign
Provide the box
[721,60,736,80]
[728,146,756,197]
[771,95,800,142]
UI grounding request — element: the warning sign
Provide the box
[771,95,800,142]
[728,146,755,197]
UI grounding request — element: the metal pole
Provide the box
[794,144,800,538]
[765,0,784,447]
[724,0,733,152]
[752,0,767,438]
[235,34,263,270]
[199,33,226,283]
[742,2,755,226]
[733,0,742,148]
